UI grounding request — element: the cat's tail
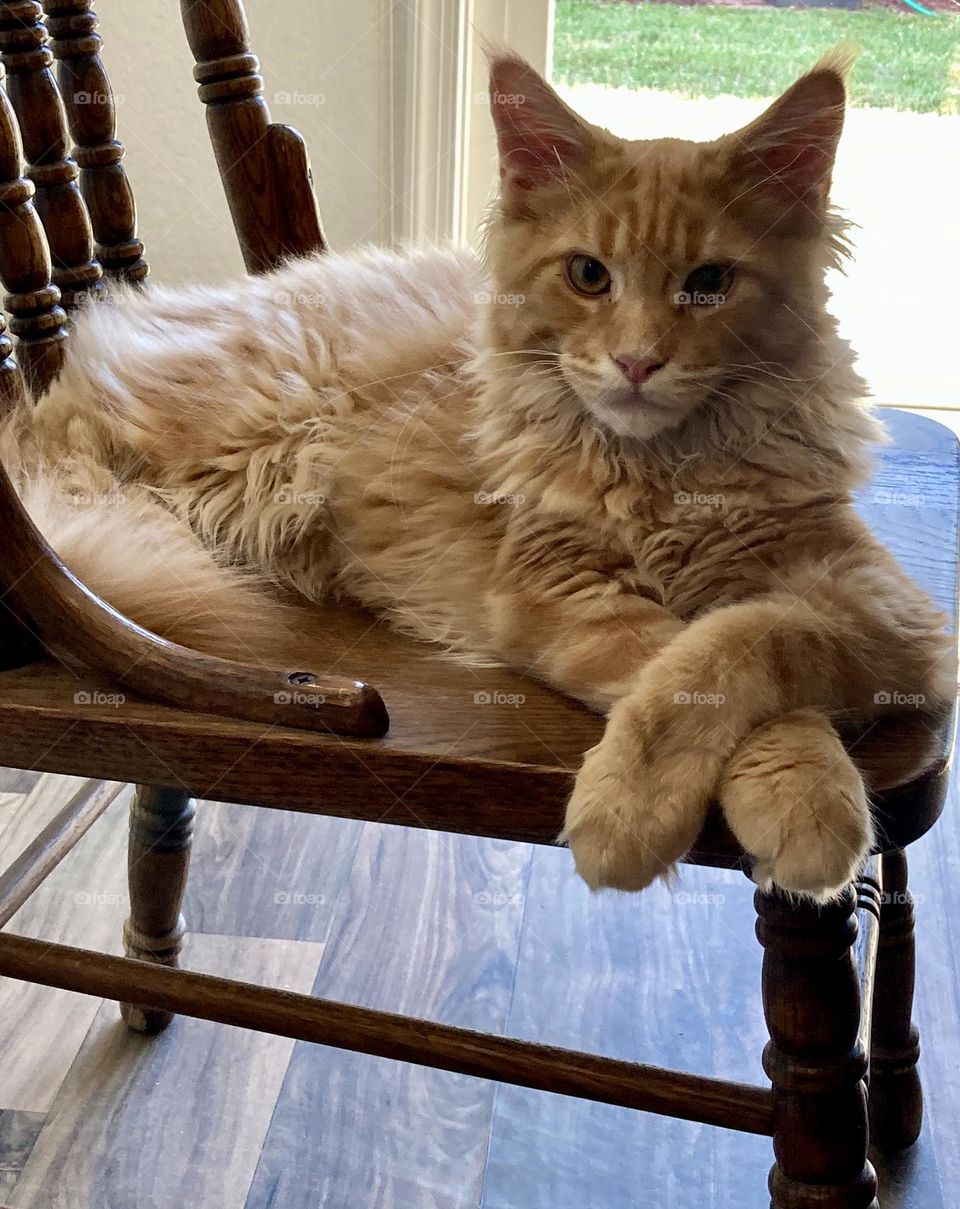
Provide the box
[0,407,293,663]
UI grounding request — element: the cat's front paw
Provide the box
[719,710,872,901]
[561,709,722,892]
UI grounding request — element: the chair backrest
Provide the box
[180,0,327,274]
[0,0,326,404]
[0,1,375,733]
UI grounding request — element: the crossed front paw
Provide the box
[561,700,870,902]
[719,710,872,901]
[561,703,724,892]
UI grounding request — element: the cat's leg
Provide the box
[757,884,878,1209]
[718,710,871,898]
[564,562,952,892]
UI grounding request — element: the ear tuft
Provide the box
[728,48,854,208]
[488,54,592,195]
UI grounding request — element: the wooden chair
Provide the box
[0,3,954,1206]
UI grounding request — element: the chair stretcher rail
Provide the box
[0,932,774,1136]
[0,778,123,926]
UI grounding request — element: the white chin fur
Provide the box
[586,397,687,441]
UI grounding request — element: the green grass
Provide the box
[554,0,960,112]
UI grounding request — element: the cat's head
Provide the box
[484,52,853,443]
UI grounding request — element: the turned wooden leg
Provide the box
[120,785,195,1033]
[869,848,923,1150]
[756,886,878,1209]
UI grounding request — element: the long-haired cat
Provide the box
[4,51,954,899]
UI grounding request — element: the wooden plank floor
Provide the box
[0,767,956,1208]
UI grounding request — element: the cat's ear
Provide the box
[488,54,592,196]
[725,50,851,209]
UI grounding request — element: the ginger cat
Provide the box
[5,52,953,900]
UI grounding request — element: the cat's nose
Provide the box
[612,353,665,386]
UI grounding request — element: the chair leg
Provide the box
[869,848,923,1151]
[120,785,195,1034]
[756,885,878,1209]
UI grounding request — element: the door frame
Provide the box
[388,0,554,245]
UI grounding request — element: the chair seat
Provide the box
[0,409,956,866]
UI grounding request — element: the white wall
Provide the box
[95,0,392,284]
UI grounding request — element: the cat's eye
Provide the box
[679,263,735,306]
[566,255,611,297]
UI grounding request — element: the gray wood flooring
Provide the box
[0,769,956,1208]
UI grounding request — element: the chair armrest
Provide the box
[0,458,389,737]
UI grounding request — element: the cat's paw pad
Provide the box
[719,711,872,901]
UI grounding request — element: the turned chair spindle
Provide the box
[181,0,326,272]
[43,0,146,284]
[0,57,67,397]
[0,0,101,312]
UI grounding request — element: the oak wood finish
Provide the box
[0,777,120,926]
[0,459,389,736]
[870,849,924,1152]
[120,785,195,1033]
[42,0,146,283]
[0,930,775,1135]
[180,0,326,273]
[0,57,66,397]
[0,657,948,865]
[0,0,102,312]
[0,5,383,732]
[757,886,878,1209]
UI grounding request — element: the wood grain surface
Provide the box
[10,932,324,1209]
[0,771,957,1205]
[0,776,130,1112]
